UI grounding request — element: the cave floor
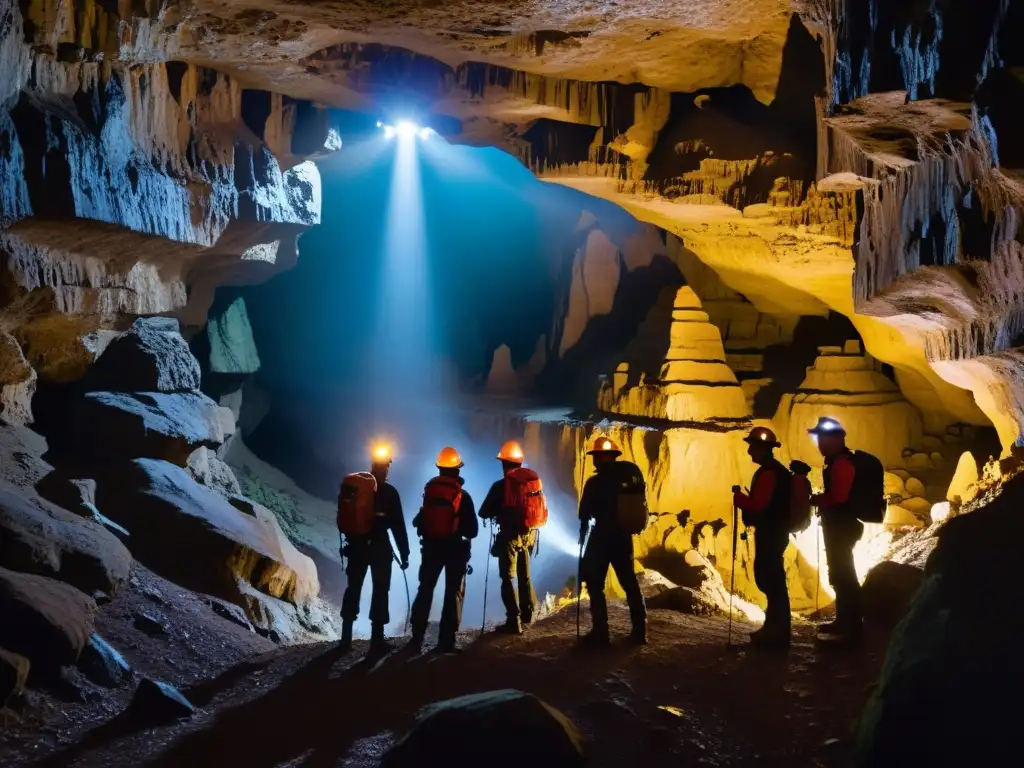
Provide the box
[17,605,887,767]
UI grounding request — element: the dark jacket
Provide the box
[374,481,410,561]
[479,478,526,534]
[578,462,628,529]
[413,475,479,541]
[736,459,791,530]
[816,450,856,520]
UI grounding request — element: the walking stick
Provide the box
[481,520,494,636]
[390,546,411,635]
[576,533,585,640]
[576,433,587,641]
[728,500,739,647]
[815,514,821,614]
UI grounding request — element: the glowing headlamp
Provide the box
[372,444,392,462]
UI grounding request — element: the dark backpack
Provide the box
[337,472,377,536]
[848,450,885,523]
[611,461,649,534]
[788,460,812,533]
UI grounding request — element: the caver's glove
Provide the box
[400,556,410,570]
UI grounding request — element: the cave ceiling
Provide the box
[4,0,1024,449]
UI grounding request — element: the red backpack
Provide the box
[338,472,377,536]
[419,476,463,539]
[503,467,548,530]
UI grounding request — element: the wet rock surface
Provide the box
[382,689,585,768]
[6,605,889,767]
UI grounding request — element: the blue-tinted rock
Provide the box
[77,634,131,688]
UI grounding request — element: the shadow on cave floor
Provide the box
[32,606,889,768]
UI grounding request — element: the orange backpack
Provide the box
[337,472,377,536]
[504,467,548,530]
[420,476,463,539]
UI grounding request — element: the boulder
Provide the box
[73,391,226,465]
[205,598,255,632]
[0,486,131,596]
[77,634,132,688]
[860,561,924,625]
[883,505,923,528]
[84,317,200,393]
[1,648,30,707]
[35,471,97,516]
[904,477,926,497]
[0,332,36,424]
[128,678,195,723]
[187,447,242,498]
[856,472,1024,765]
[381,690,585,768]
[93,459,317,605]
[0,566,97,672]
[206,297,261,375]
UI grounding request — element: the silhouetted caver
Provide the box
[336,446,410,653]
[733,426,793,649]
[408,446,479,653]
[578,437,648,647]
[809,417,867,646]
[479,440,548,635]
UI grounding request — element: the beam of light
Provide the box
[368,118,436,414]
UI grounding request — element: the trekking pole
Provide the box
[481,520,493,636]
[390,546,411,635]
[576,434,586,641]
[728,500,739,647]
[814,513,821,614]
[576,534,584,641]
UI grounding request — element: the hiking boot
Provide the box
[339,619,354,652]
[495,619,523,636]
[628,627,648,646]
[434,642,460,655]
[816,619,844,635]
[750,628,790,650]
[579,630,611,648]
[370,623,392,653]
[521,614,533,627]
[816,623,863,648]
[406,635,424,654]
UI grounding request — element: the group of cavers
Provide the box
[335,415,884,655]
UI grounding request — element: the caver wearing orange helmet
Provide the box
[732,426,792,649]
[408,446,478,654]
[335,444,410,654]
[479,440,548,635]
[577,435,648,647]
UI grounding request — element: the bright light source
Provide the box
[395,120,418,138]
[372,444,392,462]
[378,120,434,141]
